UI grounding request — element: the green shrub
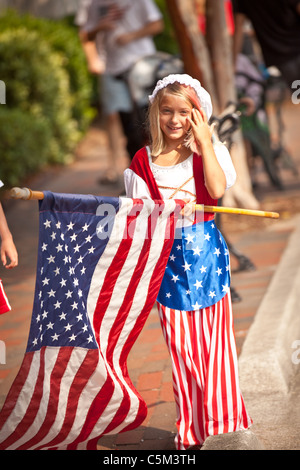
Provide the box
[0,9,94,131]
[0,108,54,186]
[154,0,180,55]
[0,10,96,187]
[0,28,79,165]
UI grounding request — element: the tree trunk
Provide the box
[206,0,235,109]
[206,0,259,208]
[165,0,220,114]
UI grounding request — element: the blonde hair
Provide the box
[148,82,202,157]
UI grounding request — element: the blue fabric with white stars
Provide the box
[157,220,231,311]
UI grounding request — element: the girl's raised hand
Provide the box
[188,108,214,152]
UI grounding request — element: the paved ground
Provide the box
[0,99,300,451]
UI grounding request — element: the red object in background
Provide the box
[198,0,235,35]
[0,279,11,314]
[198,12,206,34]
[225,0,235,35]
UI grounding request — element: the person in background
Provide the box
[76,0,164,184]
[0,203,18,270]
[0,181,18,314]
[232,0,300,91]
[0,182,17,270]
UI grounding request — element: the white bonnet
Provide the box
[148,74,213,120]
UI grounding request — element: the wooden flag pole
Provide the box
[10,187,45,201]
[9,187,280,219]
[194,204,279,219]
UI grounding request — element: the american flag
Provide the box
[0,192,181,450]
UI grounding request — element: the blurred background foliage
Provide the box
[154,0,179,55]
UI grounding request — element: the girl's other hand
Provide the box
[180,198,194,218]
[1,238,18,269]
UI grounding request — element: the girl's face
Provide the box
[159,93,193,145]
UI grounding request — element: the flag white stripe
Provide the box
[216,301,224,434]
[4,349,58,449]
[86,198,134,338]
[224,304,235,433]
[49,352,110,449]
[30,348,92,449]
[9,348,60,449]
[1,351,42,444]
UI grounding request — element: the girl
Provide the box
[124,74,252,450]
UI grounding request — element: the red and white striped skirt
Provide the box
[157,291,252,450]
[0,279,11,315]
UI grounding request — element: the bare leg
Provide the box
[101,112,128,184]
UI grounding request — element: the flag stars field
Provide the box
[158,219,231,312]
[27,209,103,351]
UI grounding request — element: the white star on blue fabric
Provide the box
[157,220,231,312]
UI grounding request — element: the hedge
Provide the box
[0,28,78,160]
[0,9,94,131]
[0,10,95,187]
[0,108,54,187]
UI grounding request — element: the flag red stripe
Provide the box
[66,373,115,450]
[92,204,144,346]
[85,395,148,450]
[101,394,132,436]
[34,349,100,450]
[96,217,138,344]
[0,353,34,435]
[221,300,230,434]
[17,347,73,449]
[210,301,221,434]
[0,348,46,449]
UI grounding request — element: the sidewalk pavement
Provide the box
[1,101,300,451]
